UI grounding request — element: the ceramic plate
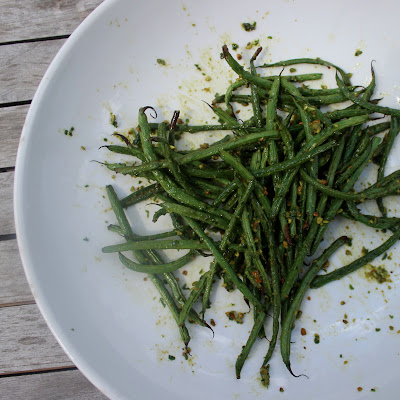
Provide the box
[15,0,400,398]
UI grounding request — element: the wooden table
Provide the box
[0,1,108,398]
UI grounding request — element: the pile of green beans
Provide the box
[102,45,400,386]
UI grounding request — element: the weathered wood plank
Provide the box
[0,0,103,43]
[0,369,107,400]
[0,40,67,103]
[0,239,33,305]
[0,105,28,168]
[0,171,14,236]
[0,304,74,373]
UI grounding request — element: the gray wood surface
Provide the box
[0,171,15,235]
[0,239,33,305]
[0,39,67,103]
[0,0,108,397]
[0,0,109,400]
[0,304,74,373]
[0,0,103,43]
[0,369,108,400]
[0,105,28,168]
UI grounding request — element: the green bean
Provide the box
[254,141,336,178]
[225,190,239,209]
[377,117,399,216]
[241,209,272,298]
[293,99,312,142]
[310,137,381,255]
[214,93,252,105]
[202,180,256,314]
[120,183,163,208]
[244,251,262,289]
[250,200,281,367]
[271,168,298,219]
[260,56,353,86]
[115,133,278,178]
[185,166,234,180]
[139,108,232,221]
[336,142,372,187]
[112,159,166,176]
[316,134,346,218]
[299,161,400,203]
[336,72,400,117]
[250,55,263,128]
[222,45,273,90]
[361,64,377,101]
[105,185,190,346]
[194,179,224,196]
[302,115,368,152]
[102,144,146,160]
[318,152,331,167]
[281,236,349,374]
[326,109,370,120]
[266,76,280,131]
[351,129,371,160]
[271,115,369,218]
[236,309,267,378]
[293,129,306,149]
[211,106,248,136]
[178,130,279,164]
[183,217,264,309]
[118,251,196,274]
[362,169,400,193]
[211,181,237,207]
[296,180,307,257]
[103,239,209,252]
[282,78,332,126]
[365,121,391,136]
[169,123,229,133]
[341,125,362,167]
[281,200,330,300]
[311,227,400,288]
[158,122,195,194]
[342,203,400,229]
[265,73,323,82]
[158,200,229,230]
[305,93,348,105]
[152,208,168,223]
[299,85,359,97]
[225,79,247,106]
[219,151,273,217]
[179,271,210,325]
[306,156,318,226]
[107,227,179,241]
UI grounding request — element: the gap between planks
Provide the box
[0,303,74,374]
[0,171,15,236]
[0,365,76,378]
[0,104,29,169]
[0,368,107,400]
[0,238,35,306]
[0,0,103,43]
[0,39,67,103]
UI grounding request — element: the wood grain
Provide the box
[0,171,14,236]
[0,369,108,399]
[0,40,67,103]
[0,304,74,373]
[0,239,33,305]
[0,0,103,43]
[0,105,27,168]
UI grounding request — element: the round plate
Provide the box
[15,0,400,399]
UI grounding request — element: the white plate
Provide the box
[14,0,400,399]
